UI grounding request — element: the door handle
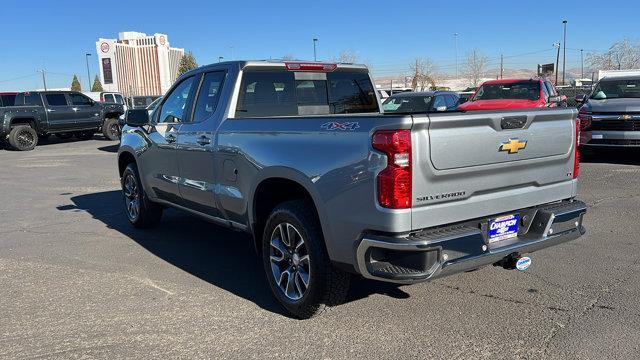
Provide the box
[165,133,177,143]
[72,107,79,112]
[46,109,55,112]
[196,135,211,146]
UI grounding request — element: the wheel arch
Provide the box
[10,117,38,132]
[249,168,329,256]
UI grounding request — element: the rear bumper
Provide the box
[581,130,640,147]
[355,199,587,284]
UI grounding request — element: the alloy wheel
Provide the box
[269,222,311,301]
[17,129,35,148]
[123,173,140,221]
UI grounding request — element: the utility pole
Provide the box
[230,46,234,60]
[313,38,318,61]
[85,53,92,91]
[453,33,459,80]
[500,54,504,79]
[580,49,584,79]
[562,20,567,85]
[390,79,393,93]
[554,43,561,85]
[38,69,47,91]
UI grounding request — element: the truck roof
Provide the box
[183,60,369,77]
[600,75,640,81]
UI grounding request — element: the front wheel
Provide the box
[262,200,350,319]
[102,118,121,141]
[121,162,163,228]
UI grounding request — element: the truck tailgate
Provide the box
[411,108,578,230]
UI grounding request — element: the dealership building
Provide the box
[95,32,184,96]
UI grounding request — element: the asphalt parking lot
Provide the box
[1,137,639,359]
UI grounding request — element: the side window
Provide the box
[444,94,458,109]
[24,93,43,106]
[193,71,226,122]
[542,82,550,103]
[45,93,67,106]
[158,76,196,123]
[104,94,115,103]
[546,81,558,96]
[432,95,446,109]
[235,71,297,117]
[114,94,124,104]
[69,93,93,106]
[327,72,378,114]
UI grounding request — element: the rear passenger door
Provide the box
[43,93,76,131]
[176,71,227,217]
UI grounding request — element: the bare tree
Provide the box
[333,50,359,63]
[281,54,295,60]
[409,58,438,91]
[587,39,640,70]
[464,49,489,87]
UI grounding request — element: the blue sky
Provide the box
[1,0,638,91]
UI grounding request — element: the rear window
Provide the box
[12,92,42,106]
[103,94,115,103]
[235,68,378,117]
[45,93,67,106]
[474,81,540,101]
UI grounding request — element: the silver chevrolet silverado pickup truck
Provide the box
[117,60,586,318]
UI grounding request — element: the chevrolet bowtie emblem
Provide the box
[499,138,527,154]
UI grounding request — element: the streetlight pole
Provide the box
[313,38,318,61]
[85,53,92,91]
[554,43,561,85]
[580,49,584,79]
[453,33,459,80]
[562,20,567,85]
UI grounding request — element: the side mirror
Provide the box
[574,94,587,104]
[436,105,447,112]
[125,109,150,127]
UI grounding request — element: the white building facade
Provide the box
[96,32,184,96]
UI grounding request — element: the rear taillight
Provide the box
[100,94,105,102]
[573,118,580,179]
[577,109,592,130]
[372,130,412,209]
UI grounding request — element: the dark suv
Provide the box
[0,91,124,150]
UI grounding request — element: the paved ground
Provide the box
[1,137,639,359]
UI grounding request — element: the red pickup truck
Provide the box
[459,78,566,111]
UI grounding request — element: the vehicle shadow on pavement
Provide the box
[67,190,409,317]
[581,148,640,166]
[97,144,119,153]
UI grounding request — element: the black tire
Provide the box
[55,132,73,140]
[8,125,38,151]
[262,200,350,319]
[121,162,163,228]
[102,118,121,141]
[74,131,95,140]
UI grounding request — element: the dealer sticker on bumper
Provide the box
[488,214,519,243]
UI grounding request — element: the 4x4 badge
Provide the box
[499,138,527,154]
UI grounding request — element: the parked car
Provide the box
[131,95,161,109]
[459,78,567,111]
[83,91,127,109]
[576,75,640,148]
[382,91,459,113]
[0,91,124,150]
[118,60,585,318]
[0,92,17,107]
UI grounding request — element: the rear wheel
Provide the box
[121,162,163,228]
[74,131,94,140]
[8,125,38,151]
[262,200,350,318]
[102,118,120,141]
[55,132,73,140]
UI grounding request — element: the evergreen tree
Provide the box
[177,51,198,77]
[91,75,104,92]
[70,75,82,91]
